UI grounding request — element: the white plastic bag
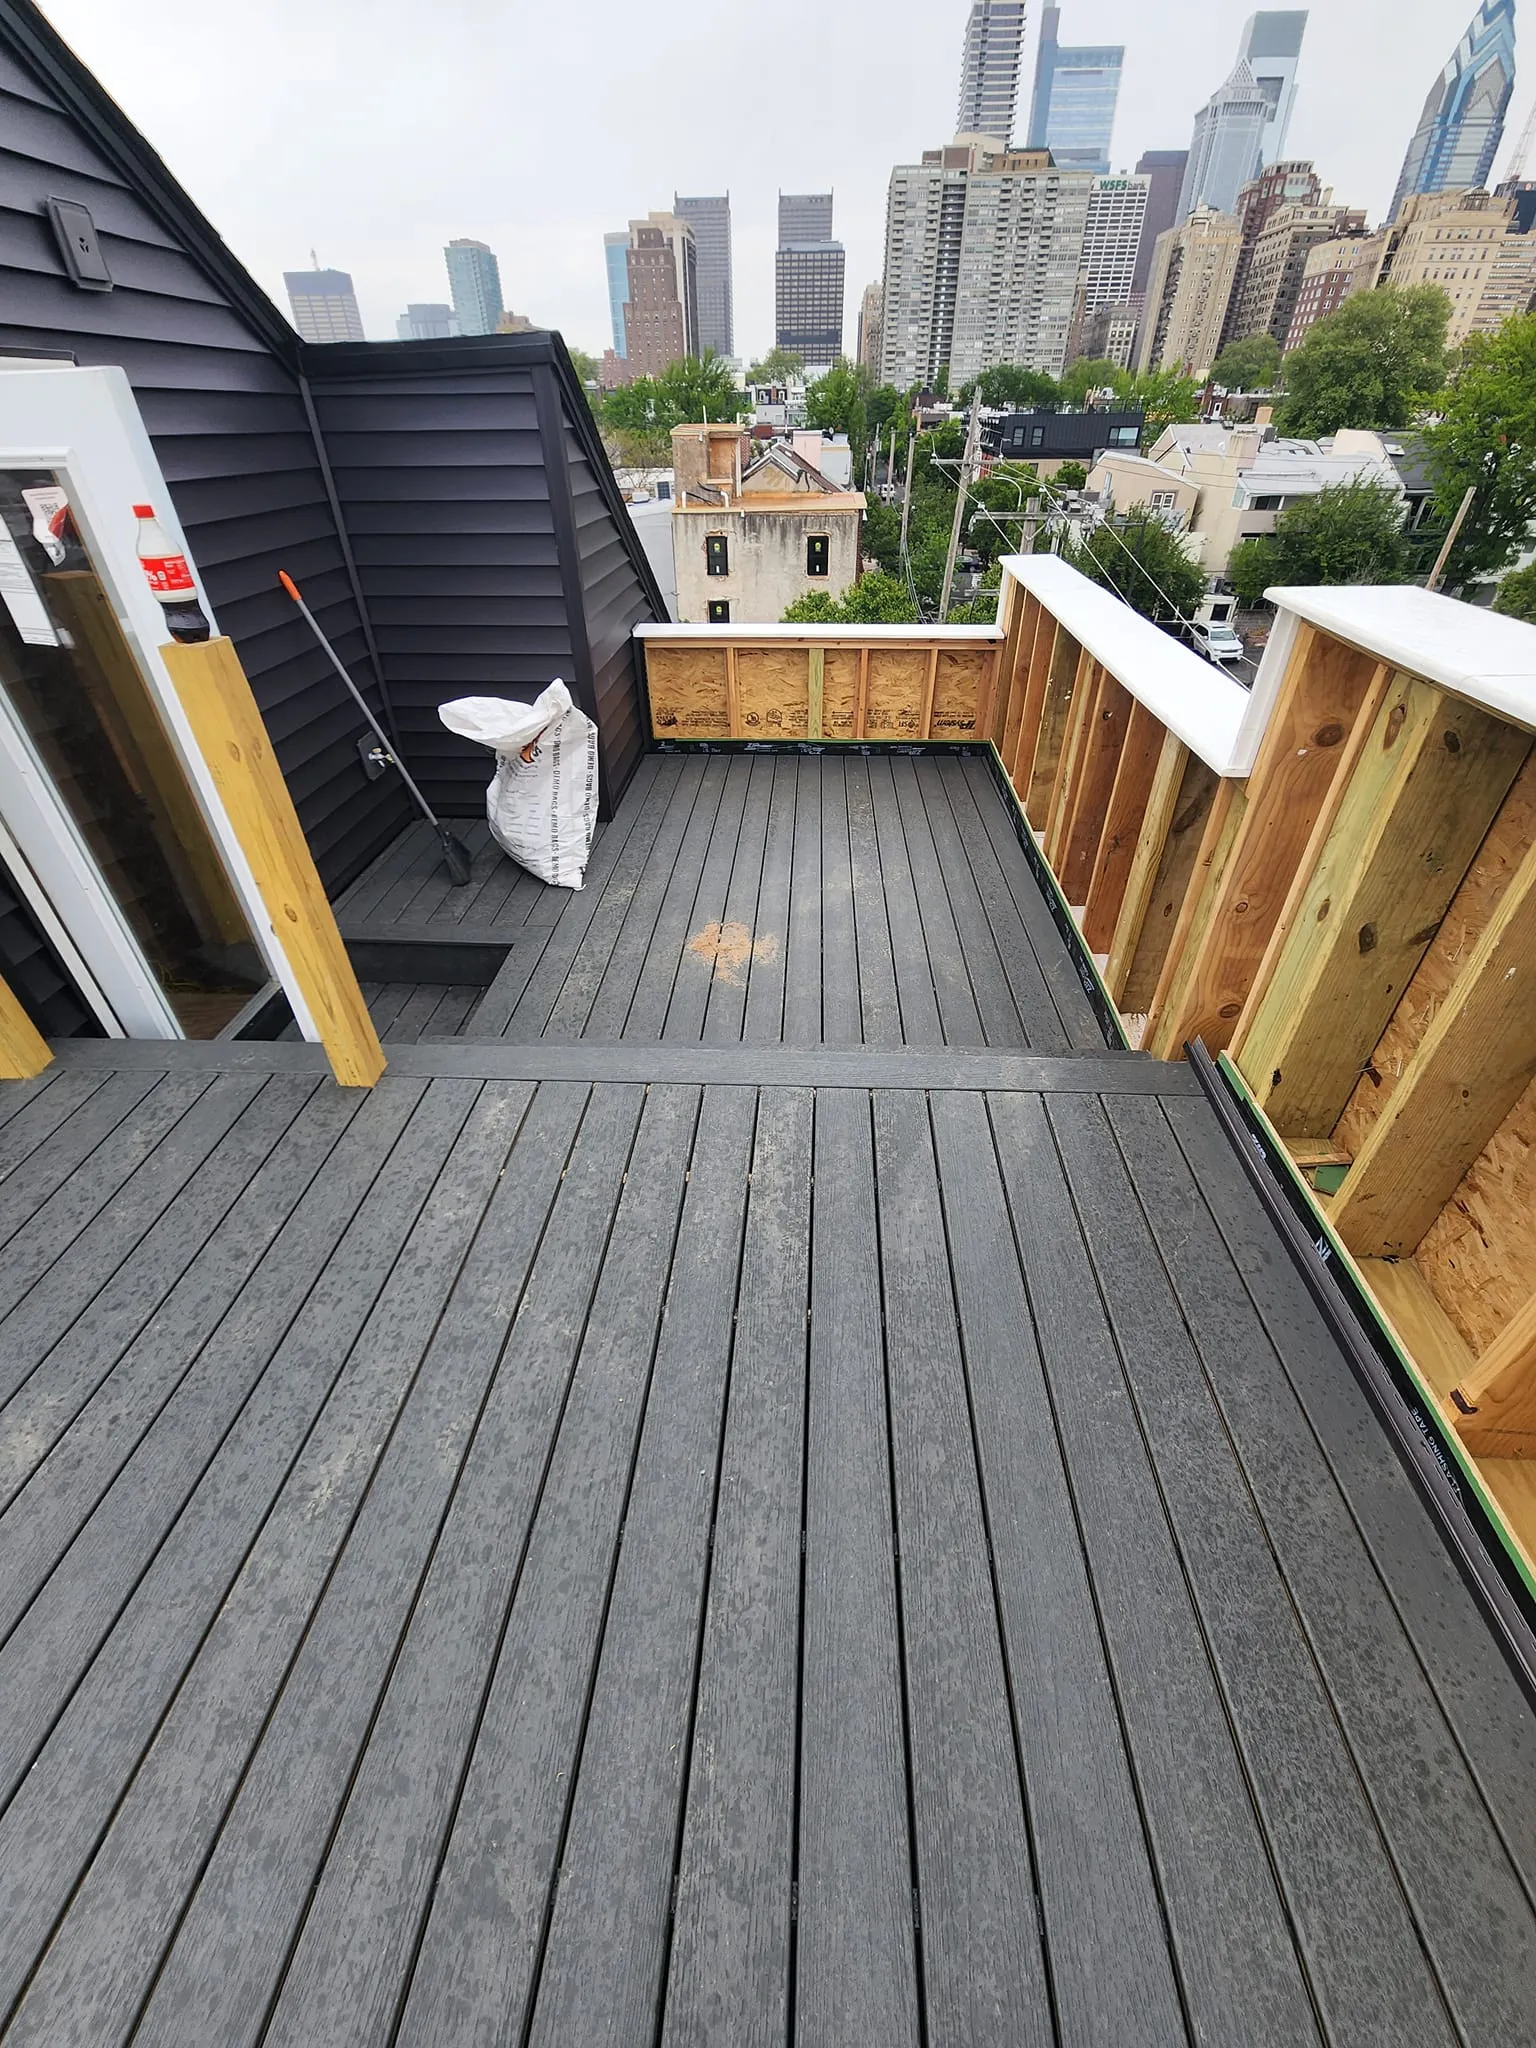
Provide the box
[438,679,598,889]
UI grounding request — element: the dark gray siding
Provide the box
[564,420,652,799]
[305,352,577,818]
[0,867,100,1036]
[0,30,411,893]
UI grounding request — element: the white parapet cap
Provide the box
[635,622,1003,642]
[1004,553,1249,774]
[1263,584,1536,736]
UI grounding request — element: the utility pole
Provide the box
[888,421,898,501]
[898,431,916,557]
[939,400,983,621]
[1426,484,1477,592]
[1022,494,1041,555]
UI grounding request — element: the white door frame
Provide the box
[0,361,318,1040]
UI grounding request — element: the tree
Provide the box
[957,365,1062,410]
[865,384,910,439]
[1052,461,1089,491]
[1493,561,1536,624]
[806,356,871,470]
[782,572,918,624]
[1063,510,1206,626]
[1422,312,1536,585]
[1211,334,1281,391]
[966,462,1039,563]
[1126,368,1202,442]
[1226,481,1412,604]
[599,352,747,452]
[566,347,601,387]
[1059,358,1132,407]
[861,500,904,575]
[746,346,804,384]
[1226,536,1279,609]
[1276,286,1450,438]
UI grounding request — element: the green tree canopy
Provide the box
[1059,359,1132,407]
[1052,461,1089,491]
[1063,510,1206,626]
[966,463,1039,563]
[957,365,1062,410]
[865,384,910,438]
[745,346,805,384]
[1225,480,1412,605]
[1211,335,1282,391]
[782,571,918,624]
[861,500,903,575]
[1493,561,1536,624]
[1276,286,1450,438]
[1422,312,1536,585]
[806,356,872,470]
[566,346,601,387]
[599,351,747,440]
[1126,368,1202,442]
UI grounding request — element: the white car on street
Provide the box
[1192,621,1245,666]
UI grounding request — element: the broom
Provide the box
[278,571,472,886]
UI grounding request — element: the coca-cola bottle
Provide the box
[133,503,210,643]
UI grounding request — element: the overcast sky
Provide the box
[35,0,1534,361]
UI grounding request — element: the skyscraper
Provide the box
[776,193,844,365]
[1391,0,1517,219]
[394,303,457,341]
[284,267,364,343]
[1178,61,1273,219]
[1070,174,1150,359]
[1239,12,1309,166]
[956,0,1029,144]
[1027,6,1124,174]
[857,281,884,371]
[879,142,1093,386]
[674,195,734,358]
[622,214,698,379]
[1138,207,1244,378]
[444,239,503,336]
[604,231,630,359]
[1131,150,1190,297]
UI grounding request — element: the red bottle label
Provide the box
[141,553,195,595]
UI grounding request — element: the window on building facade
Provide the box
[1149,490,1177,511]
[1109,425,1138,445]
[708,599,731,623]
[706,533,729,576]
[807,535,829,577]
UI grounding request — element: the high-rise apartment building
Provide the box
[394,303,457,341]
[1284,231,1390,349]
[621,213,698,379]
[956,0,1029,144]
[444,239,503,336]
[674,195,734,358]
[776,193,843,365]
[857,281,884,371]
[1226,198,1367,347]
[1131,150,1190,298]
[1387,187,1536,344]
[1069,173,1149,359]
[1138,207,1244,377]
[284,267,364,343]
[1391,0,1517,219]
[604,231,630,360]
[1222,159,1323,342]
[1239,12,1309,166]
[1027,6,1124,174]
[1179,62,1274,220]
[879,141,1093,387]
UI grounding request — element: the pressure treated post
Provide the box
[161,637,385,1088]
[0,974,51,1080]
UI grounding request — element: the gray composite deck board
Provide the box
[6,781,1536,2043]
[337,749,1097,1051]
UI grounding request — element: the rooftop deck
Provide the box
[3,749,1536,2046]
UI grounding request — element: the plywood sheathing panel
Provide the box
[736,649,810,740]
[823,648,860,740]
[648,648,731,739]
[1417,1073,1536,1357]
[930,650,987,740]
[863,649,930,740]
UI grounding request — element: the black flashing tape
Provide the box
[1189,1040,1536,1706]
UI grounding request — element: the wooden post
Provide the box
[807,647,825,741]
[1024,628,1082,825]
[1330,831,1536,1257]
[724,646,741,737]
[1234,676,1531,1135]
[161,637,385,1088]
[0,973,51,1080]
[1149,625,1383,1057]
[1044,653,1098,866]
[1083,699,1167,954]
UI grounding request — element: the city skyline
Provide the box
[39,0,1531,359]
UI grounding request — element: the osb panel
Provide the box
[647,647,730,739]
[735,648,809,740]
[1335,751,1536,1158]
[1416,1073,1536,1356]
[864,648,929,740]
[930,649,988,740]
[823,648,860,739]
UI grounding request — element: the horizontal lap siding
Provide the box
[0,47,410,899]
[306,366,569,818]
[0,869,100,1037]
[565,423,651,802]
